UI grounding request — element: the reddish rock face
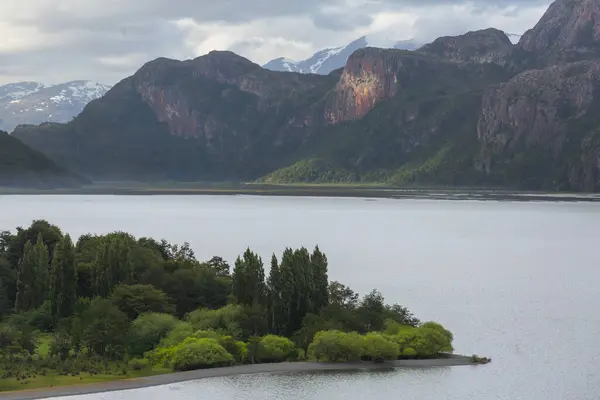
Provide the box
[129,51,335,141]
[323,49,452,124]
[322,47,508,124]
[324,48,400,123]
[518,0,600,66]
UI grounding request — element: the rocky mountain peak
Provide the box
[0,80,110,132]
[418,28,514,66]
[518,0,600,66]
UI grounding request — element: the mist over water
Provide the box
[1,195,598,400]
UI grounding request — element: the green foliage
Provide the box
[187,305,244,339]
[80,298,129,358]
[129,313,179,356]
[159,321,195,347]
[192,330,222,340]
[232,249,266,307]
[49,234,77,322]
[110,284,175,320]
[15,235,49,313]
[172,338,233,371]
[0,221,460,389]
[268,247,330,336]
[328,281,359,309]
[260,158,358,184]
[363,332,399,361]
[258,335,296,363]
[14,241,35,312]
[308,330,365,362]
[128,357,151,370]
[386,321,454,358]
[0,276,10,318]
[218,336,246,363]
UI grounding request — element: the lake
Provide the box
[1,195,598,400]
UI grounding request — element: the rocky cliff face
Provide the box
[323,47,508,123]
[418,28,514,66]
[477,61,600,190]
[518,0,600,67]
[131,51,333,140]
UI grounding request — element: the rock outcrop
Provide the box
[477,61,600,190]
[418,28,514,66]
[518,0,600,67]
[323,47,508,123]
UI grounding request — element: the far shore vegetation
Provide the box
[1,220,481,393]
[1,181,599,203]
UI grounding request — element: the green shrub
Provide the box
[172,339,233,371]
[129,313,179,356]
[308,330,364,362]
[193,330,222,340]
[186,305,244,339]
[128,358,150,371]
[258,335,296,363]
[218,335,246,363]
[363,332,399,362]
[145,345,178,367]
[159,321,195,347]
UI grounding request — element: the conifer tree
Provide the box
[32,233,49,308]
[311,246,329,313]
[15,241,35,312]
[232,248,266,307]
[267,254,283,333]
[49,234,77,321]
[0,276,10,317]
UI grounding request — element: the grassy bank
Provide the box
[0,367,171,393]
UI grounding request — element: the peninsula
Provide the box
[0,221,489,396]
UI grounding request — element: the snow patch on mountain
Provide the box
[263,36,423,75]
[0,80,111,132]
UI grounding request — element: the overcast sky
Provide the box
[0,0,553,85]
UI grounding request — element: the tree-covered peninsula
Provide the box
[0,220,468,393]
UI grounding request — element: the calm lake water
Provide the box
[1,195,599,400]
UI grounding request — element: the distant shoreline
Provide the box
[1,184,599,202]
[3,356,477,400]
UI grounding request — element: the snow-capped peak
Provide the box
[0,80,112,132]
[263,36,369,75]
[0,82,46,102]
[263,36,423,76]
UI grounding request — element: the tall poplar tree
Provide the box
[267,254,283,333]
[0,276,9,317]
[232,248,266,307]
[310,246,329,313]
[32,233,49,308]
[14,241,35,312]
[49,234,77,321]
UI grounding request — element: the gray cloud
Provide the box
[0,0,553,85]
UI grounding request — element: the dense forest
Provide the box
[0,220,456,390]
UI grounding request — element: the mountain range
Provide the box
[0,81,111,132]
[263,36,423,75]
[7,0,600,192]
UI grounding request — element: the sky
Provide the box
[0,0,554,85]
